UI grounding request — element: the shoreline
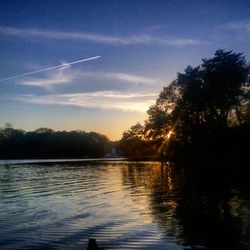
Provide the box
[0,157,162,165]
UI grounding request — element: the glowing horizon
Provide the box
[0,1,249,140]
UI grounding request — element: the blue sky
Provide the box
[0,0,250,139]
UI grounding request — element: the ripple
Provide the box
[0,161,249,250]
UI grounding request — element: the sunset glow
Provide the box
[167,130,173,139]
[0,1,249,140]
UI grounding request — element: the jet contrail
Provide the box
[0,55,101,82]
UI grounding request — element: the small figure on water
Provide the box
[86,238,105,250]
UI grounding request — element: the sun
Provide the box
[167,130,173,139]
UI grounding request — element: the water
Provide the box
[0,160,249,249]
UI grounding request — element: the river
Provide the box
[0,160,249,249]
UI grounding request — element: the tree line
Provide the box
[120,50,250,167]
[1,50,249,164]
[0,125,113,159]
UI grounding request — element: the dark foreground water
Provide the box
[0,160,249,250]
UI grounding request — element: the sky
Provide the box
[0,0,250,140]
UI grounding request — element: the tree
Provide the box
[145,80,181,140]
[126,50,250,162]
[34,128,54,134]
[174,50,249,135]
[4,122,13,129]
[0,127,112,159]
[120,123,157,157]
[200,50,249,127]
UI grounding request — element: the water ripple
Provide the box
[0,161,249,249]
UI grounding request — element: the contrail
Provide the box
[0,55,101,82]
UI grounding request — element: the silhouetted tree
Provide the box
[121,50,250,164]
[120,123,157,157]
[170,50,250,163]
[0,127,112,159]
[145,80,181,139]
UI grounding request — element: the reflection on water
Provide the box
[0,161,249,249]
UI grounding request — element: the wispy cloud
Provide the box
[18,68,162,90]
[219,19,250,32]
[0,26,207,46]
[18,91,158,112]
[20,67,75,90]
[80,71,161,85]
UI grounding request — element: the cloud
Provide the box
[0,26,207,46]
[219,19,250,32]
[18,67,162,89]
[18,91,158,112]
[81,71,160,85]
[20,67,75,90]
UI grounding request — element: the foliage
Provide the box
[145,80,181,139]
[119,123,157,157]
[0,127,112,159]
[120,50,250,163]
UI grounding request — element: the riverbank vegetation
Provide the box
[120,50,250,169]
[0,125,113,159]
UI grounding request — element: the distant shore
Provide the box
[0,157,164,166]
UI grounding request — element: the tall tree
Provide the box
[145,80,181,140]
[172,50,249,140]
[146,50,249,160]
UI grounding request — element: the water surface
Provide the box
[0,161,249,249]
